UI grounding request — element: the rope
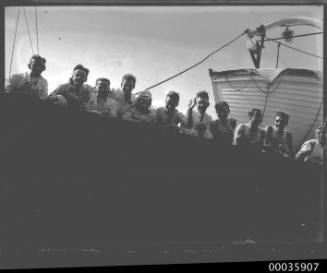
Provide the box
[142,31,247,92]
[298,100,323,149]
[265,31,323,42]
[35,6,39,54]
[262,88,270,118]
[9,8,20,79]
[250,72,284,95]
[23,7,34,55]
[275,42,281,68]
[271,39,323,59]
[250,73,284,119]
[246,9,323,134]
[225,73,252,92]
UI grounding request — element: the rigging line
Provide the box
[35,6,39,54]
[23,7,34,55]
[250,71,285,95]
[276,42,281,69]
[297,100,323,150]
[270,39,323,59]
[9,8,21,79]
[225,73,252,92]
[262,87,270,119]
[142,31,247,92]
[265,31,323,42]
[246,9,284,119]
[248,7,261,26]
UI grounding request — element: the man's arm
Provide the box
[48,84,64,97]
[234,124,245,145]
[185,99,196,129]
[264,126,274,147]
[39,79,49,100]
[295,140,313,161]
[121,108,139,123]
[229,117,237,131]
[286,132,294,158]
[259,129,266,149]
[148,110,158,128]
[46,84,65,104]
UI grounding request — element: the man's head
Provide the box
[95,78,110,97]
[215,101,230,121]
[275,111,289,131]
[71,64,89,86]
[248,108,263,125]
[121,74,136,94]
[195,91,210,113]
[315,127,326,144]
[28,55,46,76]
[136,90,152,111]
[165,91,179,110]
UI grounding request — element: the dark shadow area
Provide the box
[0,93,324,267]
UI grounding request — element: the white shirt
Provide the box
[5,71,48,99]
[298,139,324,165]
[86,91,118,118]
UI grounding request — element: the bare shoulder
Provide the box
[156,106,165,113]
[286,131,293,138]
[236,123,246,131]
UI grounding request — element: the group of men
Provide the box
[5,55,326,166]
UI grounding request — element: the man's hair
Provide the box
[276,111,289,123]
[215,101,230,113]
[166,91,179,102]
[121,73,136,85]
[248,108,262,118]
[28,55,46,69]
[196,90,209,101]
[96,77,110,86]
[73,64,89,76]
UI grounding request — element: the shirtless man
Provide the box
[265,111,294,158]
[180,91,213,139]
[156,91,184,135]
[234,108,265,150]
[210,101,237,146]
[112,74,136,118]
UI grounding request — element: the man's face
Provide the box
[96,80,110,97]
[137,96,151,110]
[121,79,135,94]
[316,129,326,144]
[196,97,209,113]
[72,69,87,86]
[30,59,44,76]
[275,116,286,131]
[165,95,178,110]
[217,106,229,120]
[250,111,262,125]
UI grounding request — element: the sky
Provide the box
[4,5,323,117]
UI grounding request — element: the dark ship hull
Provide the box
[0,94,323,266]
